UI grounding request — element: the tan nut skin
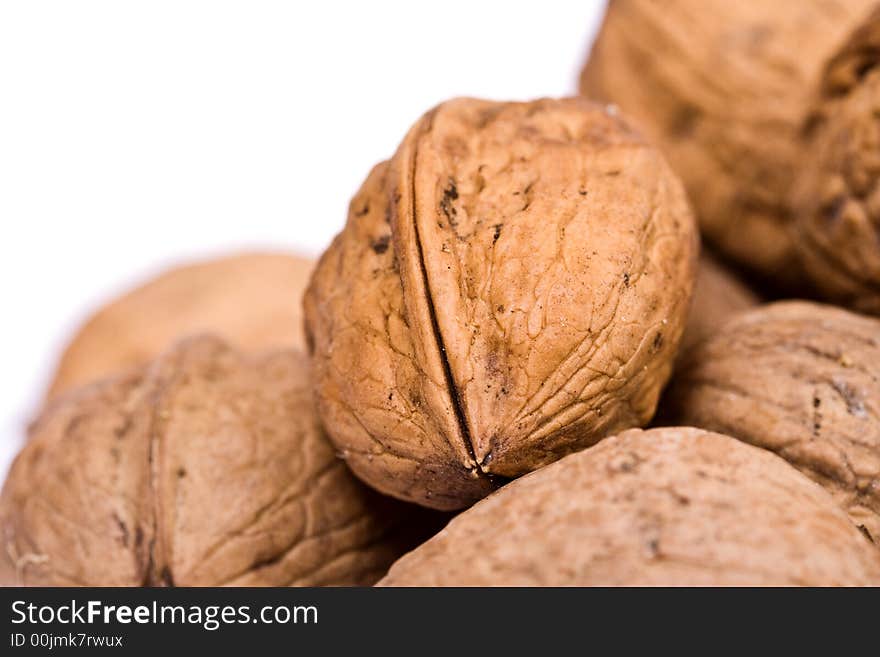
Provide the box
[581,0,875,284]
[379,427,880,586]
[794,8,880,315]
[1,336,442,586]
[47,252,314,399]
[679,252,759,359]
[304,97,698,510]
[664,301,880,543]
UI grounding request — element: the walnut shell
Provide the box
[304,97,697,510]
[664,301,880,542]
[679,252,759,358]
[48,252,313,399]
[1,336,440,586]
[379,427,880,586]
[580,0,874,283]
[793,8,880,314]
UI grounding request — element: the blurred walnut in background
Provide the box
[581,0,875,286]
[679,252,759,359]
[48,252,313,399]
[794,8,880,315]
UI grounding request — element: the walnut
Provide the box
[664,301,880,542]
[378,427,880,586]
[1,336,441,586]
[47,252,314,399]
[679,252,759,359]
[793,8,880,315]
[304,97,697,510]
[580,0,875,283]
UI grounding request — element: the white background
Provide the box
[0,0,607,481]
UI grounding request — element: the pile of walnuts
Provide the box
[3,1,880,587]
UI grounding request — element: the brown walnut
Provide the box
[48,252,314,399]
[794,8,880,315]
[304,97,697,510]
[580,0,874,283]
[664,301,880,542]
[679,252,759,359]
[1,336,440,586]
[379,427,880,586]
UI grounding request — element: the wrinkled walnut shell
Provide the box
[48,252,314,399]
[379,427,880,586]
[580,0,874,282]
[1,336,439,586]
[679,252,759,358]
[305,97,697,510]
[794,8,880,314]
[665,301,880,542]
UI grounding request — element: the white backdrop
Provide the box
[0,0,607,481]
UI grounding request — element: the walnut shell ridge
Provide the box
[794,8,880,315]
[665,301,880,542]
[581,0,874,283]
[379,427,880,586]
[304,97,698,510]
[48,252,314,399]
[1,336,439,586]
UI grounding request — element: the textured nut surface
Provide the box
[48,252,314,399]
[665,301,880,542]
[1,336,439,586]
[581,0,873,282]
[679,252,759,358]
[794,9,880,314]
[379,427,880,586]
[304,97,697,509]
